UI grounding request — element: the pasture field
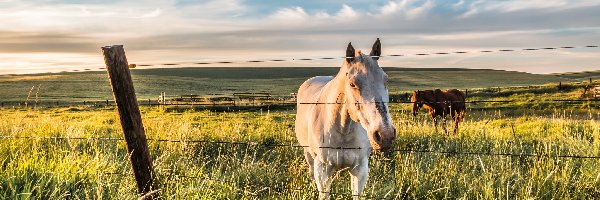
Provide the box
[0,67,566,103]
[1,82,599,199]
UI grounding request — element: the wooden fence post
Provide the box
[102,45,159,198]
[558,81,562,90]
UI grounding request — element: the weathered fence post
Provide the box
[464,89,468,98]
[102,45,159,198]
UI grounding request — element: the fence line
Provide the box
[125,45,599,68]
[0,98,598,109]
[2,44,593,74]
[2,135,599,160]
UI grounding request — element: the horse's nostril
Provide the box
[374,131,382,142]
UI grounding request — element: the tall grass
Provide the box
[0,98,599,199]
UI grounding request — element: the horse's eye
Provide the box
[349,83,357,88]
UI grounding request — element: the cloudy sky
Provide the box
[1,0,599,74]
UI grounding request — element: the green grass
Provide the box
[0,67,566,103]
[1,86,599,199]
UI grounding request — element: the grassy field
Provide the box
[0,67,567,103]
[553,70,600,82]
[1,80,599,199]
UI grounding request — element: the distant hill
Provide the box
[0,67,570,102]
[552,70,600,81]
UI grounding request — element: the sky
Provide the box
[0,0,599,75]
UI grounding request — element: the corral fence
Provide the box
[1,79,598,109]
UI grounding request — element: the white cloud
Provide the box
[463,0,600,15]
[138,8,162,18]
[405,0,433,19]
[376,0,434,19]
[335,4,359,21]
[270,7,309,22]
[270,4,361,23]
[379,0,409,16]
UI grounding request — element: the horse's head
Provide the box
[411,90,424,116]
[341,38,396,151]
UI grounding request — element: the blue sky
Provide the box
[0,0,599,74]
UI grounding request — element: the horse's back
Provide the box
[445,89,465,101]
[295,76,333,146]
[445,89,466,114]
[297,76,333,103]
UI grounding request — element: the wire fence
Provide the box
[2,44,599,198]
[1,97,598,109]
[0,135,600,199]
[2,78,597,108]
[4,132,600,199]
[2,135,599,160]
[115,45,600,69]
[0,44,595,74]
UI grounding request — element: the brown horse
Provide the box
[411,89,466,134]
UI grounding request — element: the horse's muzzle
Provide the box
[370,127,396,152]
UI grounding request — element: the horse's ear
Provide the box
[369,38,381,60]
[346,42,355,63]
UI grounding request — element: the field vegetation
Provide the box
[1,76,599,199]
[0,67,566,103]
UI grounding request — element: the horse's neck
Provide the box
[318,73,357,134]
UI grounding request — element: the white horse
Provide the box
[295,38,396,199]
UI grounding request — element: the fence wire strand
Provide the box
[2,135,599,159]
[1,44,594,74]
[120,44,600,68]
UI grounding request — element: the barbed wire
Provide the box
[2,135,599,159]
[125,44,599,68]
[2,44,592,74]
[298,98,600,105]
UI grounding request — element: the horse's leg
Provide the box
[455,109,465,134]
[454,118,459,135]
[304,151,315,180]
[314,161,334,200]
[451,110,458,135]
[349,157,369,200]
